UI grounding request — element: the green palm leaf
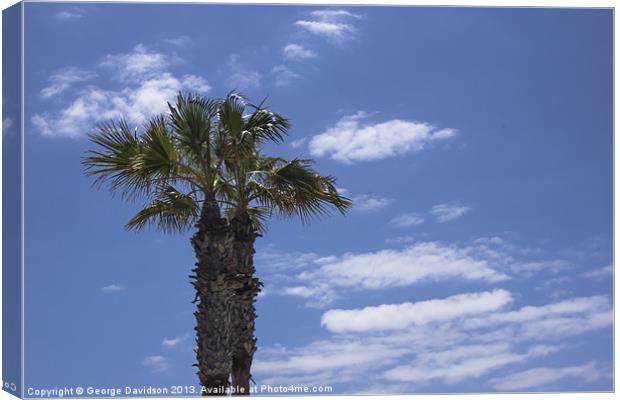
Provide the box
[125,184,199,233]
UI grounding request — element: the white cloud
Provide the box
[261,235,586,310]
[226,54,261,90]
[257,240,510,308]
[295,9,361,43]
[383,343,555,385]
[352,194,393,212]
[308,112,457,163]
[321,290,512,333]
[469,234,576,280]
[281,286,319,298]
[295,21,354,40]
[467,295,610,326]
[334,188,392,212]
[581,264,613,280]
[463,295,612,339]
[40,67,96,99]
[254,233,611,390]
[384,235,416,244]
[100,44,171,82]
[55,10,83,21]
[161,334,189,349]
[534,276,572,301]
[255,297,600,389]
[283,43,318,60]
[163,35,192,47]
[430,202,471,223]
[255,287,610,390]
[473,236,506,246]
[490,361,600,390]
[390,213,424,228]
[255,245,320,272]
[100,284,124,293]
[33,90,112,138]
[254,339,410,386]
[310,10,361,20]
[33,45,211,138]
[271,65,302,87]
[142,355,170,372]
[180,74,212,93]
[298,241,509,295]
[290,137,307,148]
[511,259,572,277]
[2,117,13,136]
[281,284,336,308]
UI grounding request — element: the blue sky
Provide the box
[10,2,613,395]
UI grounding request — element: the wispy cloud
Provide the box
[462,295,612,337]
[254,231,611,390]
[390,213,425,228]
[295,9,362,43]
[383,343,557,385]
[283,241,510,307]
[335,188,393,213]
[352,194,393,212]
[430,202,471,223]
[163,35,192,47]
[581,264,613,280]
[384,235,416,244]
[283,43,318,61]
[322,290,512,333]
[100,44,172,82]
[511,259,572,277]
[40,67,96,99]
[290,137,307,148]
[2,117,13,136]
[489,361,600,390]
[226,54,261,90]
[255,245,320,272]
[142,355,170,372]
[32,44,210,138]
[100,284,124,293]
[259,234,582,308]
[309,112,457,163]
[55,9,84,21]
[310,10,361,20]
[161,334,189,349]
[271,65,302,87]
[255,290,610,389]
[280,284,336,308]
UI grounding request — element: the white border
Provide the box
[0,1,616,400]
[20,1,24,398]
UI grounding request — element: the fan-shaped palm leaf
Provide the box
[125,184,199,234]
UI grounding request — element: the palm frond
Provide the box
[218,92,247,139]
[248,158,352,223]
[82,119,151,200]
[135,116,178,180]
[125,184,199,233]
[168,93,218,168]
[244,107,290,144]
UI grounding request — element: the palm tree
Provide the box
[214,93,351,393]
[82,92,351,394]
[83,94,236,394]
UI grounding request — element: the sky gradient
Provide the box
[10,2,614,395]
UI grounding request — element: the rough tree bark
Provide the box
[230,212,261,395]
[191,199,235,396]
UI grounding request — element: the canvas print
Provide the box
[2,2,614,397]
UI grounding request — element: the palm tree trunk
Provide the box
[230,213,261,395]
[191,199,234,396]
